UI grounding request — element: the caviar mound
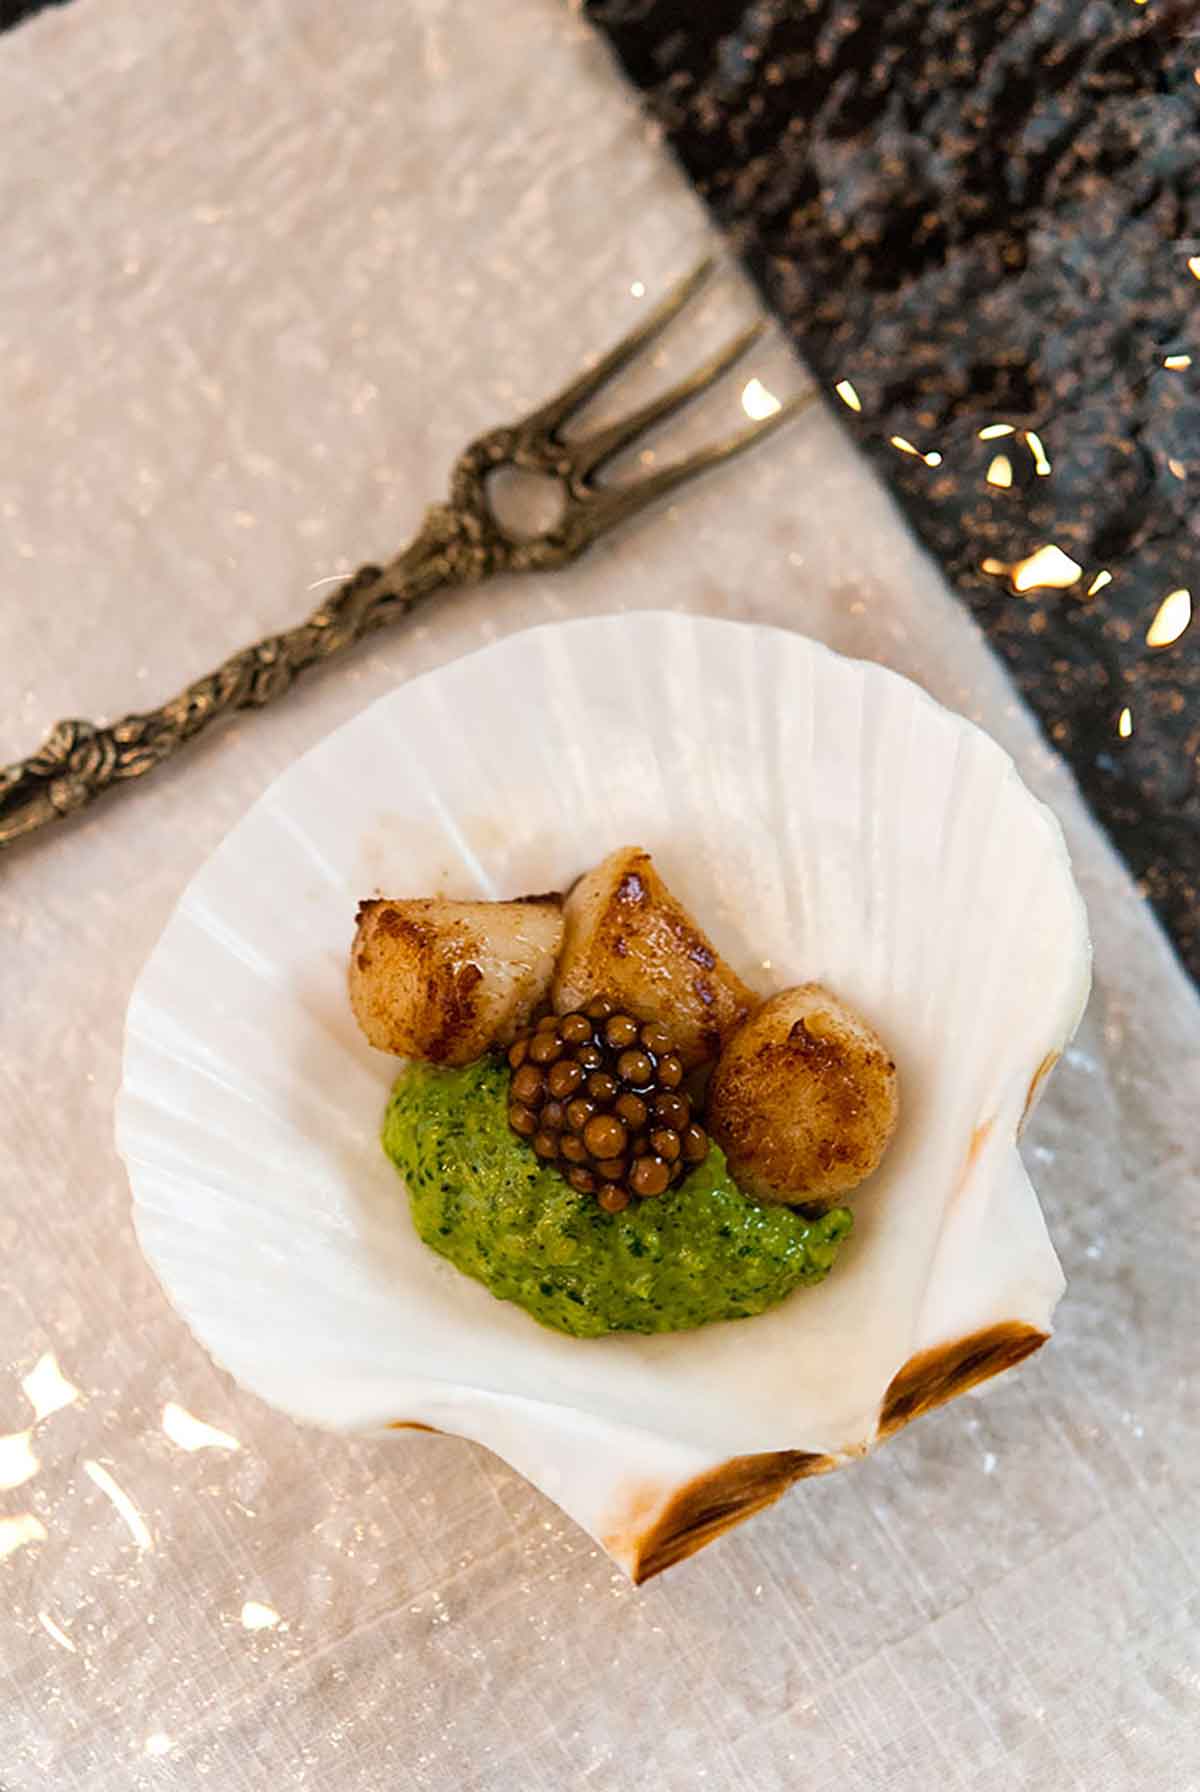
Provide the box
[384,1058,852,1339]
[507,999,707,1212]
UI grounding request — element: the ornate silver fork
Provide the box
[0,258,815,850]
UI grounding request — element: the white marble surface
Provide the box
[0,1,1197,1788]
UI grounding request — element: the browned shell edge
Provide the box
[628,1449,838,1584]
[627,1319,1049,1584]
[874,1318,1048,1441]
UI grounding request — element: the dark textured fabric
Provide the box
[588,0,1200,981]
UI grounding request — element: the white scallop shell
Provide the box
[117,615,1091,1579]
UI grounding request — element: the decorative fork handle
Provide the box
[0,503,478,848]
[1,258,814,852]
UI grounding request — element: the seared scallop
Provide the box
[552,847,757,1070]
[707,983,898,1205]
[350,895,563,1064]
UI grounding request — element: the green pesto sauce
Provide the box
[382,1058,852,1339]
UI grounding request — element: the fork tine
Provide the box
[525,256,717,437]
[580,388,819,536]
[570,318,767,481]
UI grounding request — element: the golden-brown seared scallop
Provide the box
[707,983,898,1205]
[552,847,757,1070]
[350,895,563,1065]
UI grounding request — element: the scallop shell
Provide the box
[117,614,1091,1581]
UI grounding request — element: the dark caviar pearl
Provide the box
[651,1127,681,1162]
[630,1155,670,1198]
[510,1064,544,1105]
[547,1058,583,1100]
[604,1013,640,1050]
[616,1049,654,1088]
[656,1054,684,1089]
[565,1096,596,1133]
[533,1130,559,1158]
[559,1012,593,1046]
[528,1030,564,1065]
[509,1104,537,1137]
[508,1037,529,1070]
[682,1123,708,1163]
[585,996,613,1021]
[614,1092,648,1130]
[597,1185,630,1213]
[583,1114,628,1160]
[654,1091,688,1129]
[586,1071,618,1104]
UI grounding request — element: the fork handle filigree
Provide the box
[1,257,815,853]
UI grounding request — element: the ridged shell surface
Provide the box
[117,615,1090,1572]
